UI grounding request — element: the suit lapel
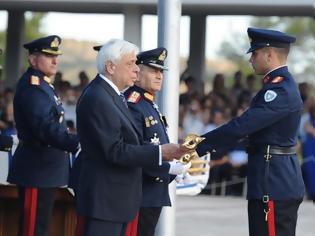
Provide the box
[95,76,142,137]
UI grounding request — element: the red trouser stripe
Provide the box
[267,201,276,236]
[75,215,86,236]
[125,212,139,236]
[23,187,38,236]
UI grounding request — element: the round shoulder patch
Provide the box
[264,90,277,102]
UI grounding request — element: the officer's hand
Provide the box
[168,161,191,175]
[161,143,188,161]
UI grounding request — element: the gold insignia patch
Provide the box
[144,92,154,102]
[145,117,150,127]
[158,50,167,61]
[30,75,40,85]
[127,91,141,103]
[43,76,52,84]
[271,76,284,84]
[51,37,60,48]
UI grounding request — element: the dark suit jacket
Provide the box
[74,75,159,222]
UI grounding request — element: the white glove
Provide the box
[168,161,191,175]
[11,135,19,145]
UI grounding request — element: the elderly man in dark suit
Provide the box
[74,39,184,236]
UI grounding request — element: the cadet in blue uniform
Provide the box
[195,28,304,236]
[124,48,190,236]
[7,35,79,236]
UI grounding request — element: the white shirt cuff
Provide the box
[158,145,162,166]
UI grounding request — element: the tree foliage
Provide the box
[0,12,46,69]
[217,16,315,84]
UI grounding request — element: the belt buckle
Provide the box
[263,195,269,203]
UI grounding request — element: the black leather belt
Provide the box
[247,145,296,155]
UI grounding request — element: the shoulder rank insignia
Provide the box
[271,76,284,84]
[127,91,141,103]
[144,92,154,102]
[30,75,40,85]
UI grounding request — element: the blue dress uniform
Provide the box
[124,47,175,236]
[7,35,79,236]
[196,28,304,236]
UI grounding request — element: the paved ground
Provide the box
[175,195,313,236]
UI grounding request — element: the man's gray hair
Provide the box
[96,39,139,75]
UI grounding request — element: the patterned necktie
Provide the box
[120,93,128,108]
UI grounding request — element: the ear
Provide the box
[105,61,115,75]
[265,48,273,62]
[28,54,37,67]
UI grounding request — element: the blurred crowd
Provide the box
[0,69,314,199]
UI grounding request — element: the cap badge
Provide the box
[158,50,167,61]
[51,37,59,48]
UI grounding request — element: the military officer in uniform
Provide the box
[7,35,79,236]
[124,48,190,236]
[194,28,304,236]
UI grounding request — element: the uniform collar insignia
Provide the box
[263,76,270,84]
[271,76,284,84]
[144,92,154,102]
[43,76,52,84]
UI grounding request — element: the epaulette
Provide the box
[30,75,40,86]
[127,91,141,104]
[271,76,284,84]
[43,76,52,84]
[144,92,154,102]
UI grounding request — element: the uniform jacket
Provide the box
[125,85,174,207]
[74,75,159,222]
[7,67,78,187]
[196,66,304,200]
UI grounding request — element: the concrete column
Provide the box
[155,1,181,236]
[187,14,206,95]
[4,10,25,89]
[123,6,142,48]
